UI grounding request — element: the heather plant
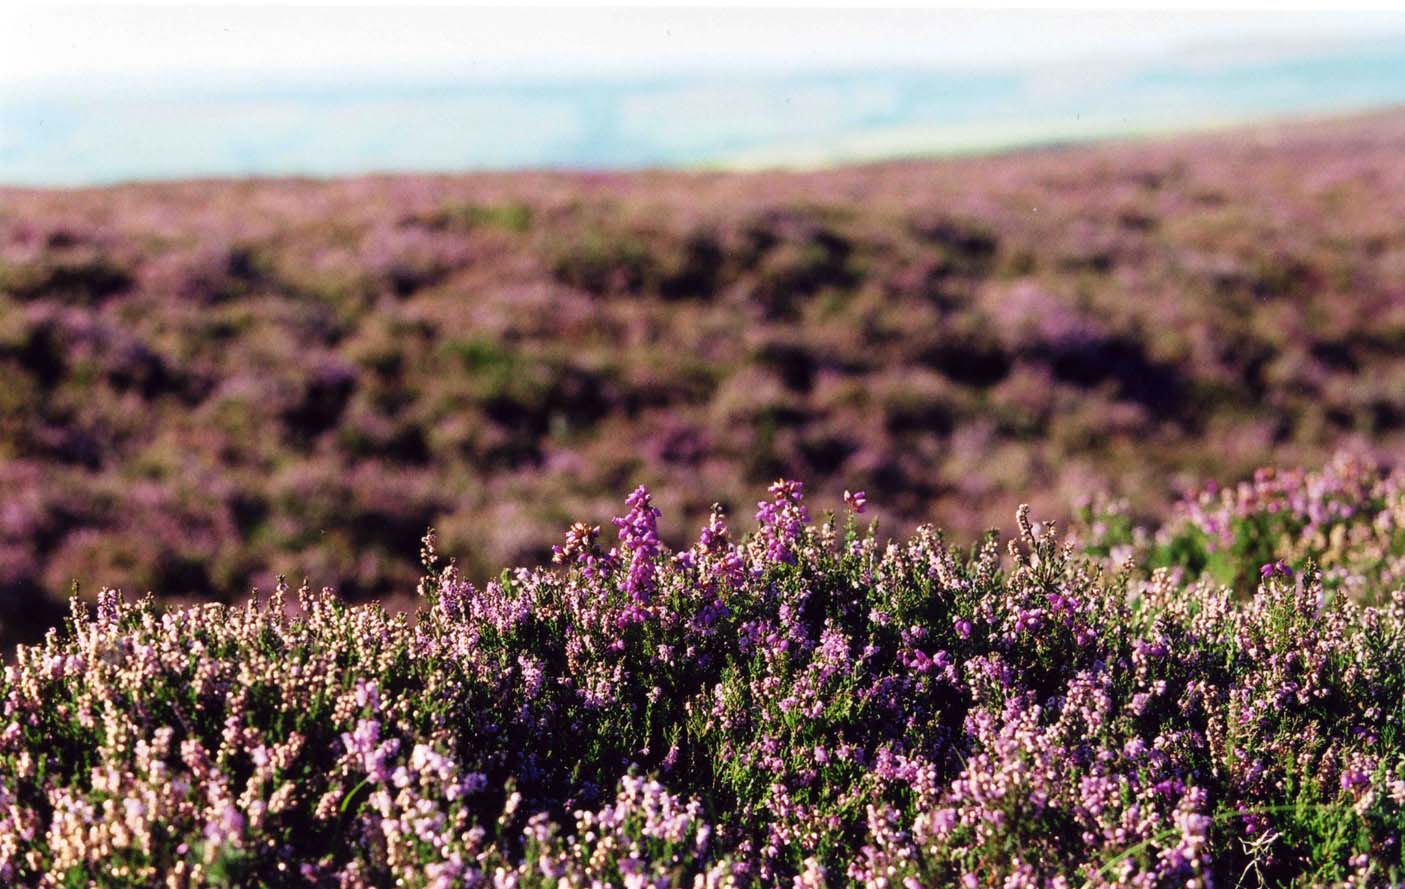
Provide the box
[3,465,1403,886]
[1075,452,1405,598]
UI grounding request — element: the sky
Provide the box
[6,8,1405,185]
[9,8,1405,88]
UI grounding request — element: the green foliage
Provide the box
[435,201,534,234]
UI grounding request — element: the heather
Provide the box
[3,467,1404,887]
[5,111,1405,646]
[1074,452,1405,596]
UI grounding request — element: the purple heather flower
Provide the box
[697,505,730,553]
[1013,608,1044,635]
[203,802,245,848]
[844,489,867,514]
[614,485,663,604]
[756,479,809,565]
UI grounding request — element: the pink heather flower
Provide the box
[518,655,545,701]
[342,718,399,783]
[553,521,619,582]
[355,678,380,712]
[203,802,245,848]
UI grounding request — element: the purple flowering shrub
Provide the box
[1076,452,1405,598]
[4,469,1404,886]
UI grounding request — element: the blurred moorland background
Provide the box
[7,111,1405,645]
[5,9,1405,648]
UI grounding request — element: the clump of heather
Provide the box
[1076,452,1405,598]
[4,466,1405,886]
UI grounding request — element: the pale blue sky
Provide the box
[7,8,1405,185]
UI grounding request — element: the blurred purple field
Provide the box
[3,109,1405,647]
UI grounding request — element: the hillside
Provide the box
[4,110,1405,644]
